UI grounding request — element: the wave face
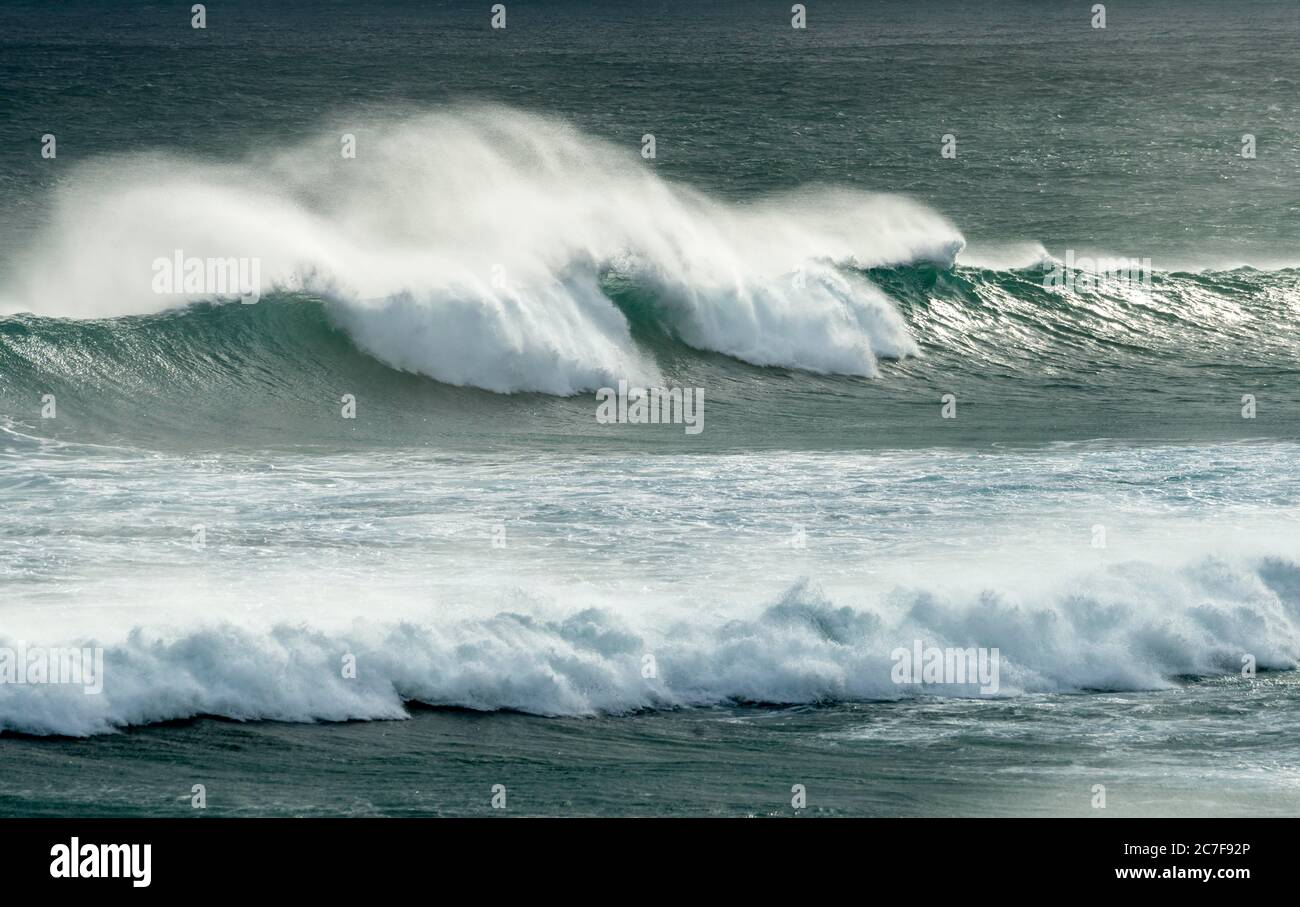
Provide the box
[0,106,961,392]
[3,263,1297,450]
[1,106,1297,444]
[2,557,1298,737]
[1,106,1296,434]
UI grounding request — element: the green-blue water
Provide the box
[1,0,1298,817]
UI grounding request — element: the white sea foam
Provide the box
[0,106,959,392]
[3,556,1296,736]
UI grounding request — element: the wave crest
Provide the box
[4,556,1297,736]
[0,106,962,392]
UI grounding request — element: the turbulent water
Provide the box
[1,0,1299,816]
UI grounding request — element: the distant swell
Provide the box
[3,556,1298,736]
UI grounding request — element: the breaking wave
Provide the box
[0,105,960,392]
[3,556,1298,736]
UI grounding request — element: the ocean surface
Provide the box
[1,0,1298,817]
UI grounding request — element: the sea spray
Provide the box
[0,106,942,391]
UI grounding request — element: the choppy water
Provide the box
[1,0,1298,816]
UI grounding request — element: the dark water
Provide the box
[2,0,1299,818]
[2,0,1299,266]
[5,675,1300,818]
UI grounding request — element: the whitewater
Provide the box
[1,108,1298,740]
[1,106,956,392]
[2,433,1298,736]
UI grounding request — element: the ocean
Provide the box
[1,0,1298,817]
